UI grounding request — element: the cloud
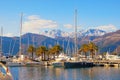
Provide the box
[64,24,73,29]
[27,15,40,20]
[22,15,58,33]
[4,33,14,37]
[96,24,117,32]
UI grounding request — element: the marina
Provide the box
[1,58,120,80]
[0,0,120,80]
[51,59,120,68]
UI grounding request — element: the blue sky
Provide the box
[0,0,120,36]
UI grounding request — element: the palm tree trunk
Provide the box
[91,52,94,59]
[54,54,55,60]
[85,52,87,58]
[32,52,33,60]
[48,54,49,60]
[92,54,93,58]
[42,53,44,61]
[43,53,45,60]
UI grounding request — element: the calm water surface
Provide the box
[8,66,120,80]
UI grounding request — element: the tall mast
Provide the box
[19,13,23,56]
[32,36,34,47]
[28,35,29,49]
[74,9,78,54]
[0,27,3,56]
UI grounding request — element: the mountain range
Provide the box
[39,29,106,38]
[1,29,120,56]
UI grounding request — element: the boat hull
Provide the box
[6,62,25,67]
[52,62,64,67]
[64,61,94,68]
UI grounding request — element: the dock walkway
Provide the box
[91,60,120,67]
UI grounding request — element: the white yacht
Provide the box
[106,52,120,60]
[55,53,70,61]
[6,55,26,67]
[52,53,70,67]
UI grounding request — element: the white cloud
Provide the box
[27,15,40,20]
[22,15,58,34]
[64,24,73,29]
[96,24,117,32]
[4,33,14,37]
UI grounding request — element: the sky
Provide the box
[0,0,120,36]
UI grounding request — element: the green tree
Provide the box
[47,45,63,60]
[112,52,117,55]
[88,42,98,58]
[36,46,47,60]
[53,45,63,57]
[27,45,36,60]
[48,48,56,60]
[79,44,89,58]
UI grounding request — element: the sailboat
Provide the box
[52,36,71,67]
[52,52,70,67]
[64,10,94,68]
[0,27,9,65]
[6,13,26,67]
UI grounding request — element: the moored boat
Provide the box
[52,53,70,67]
[64,61,94,68]
[52,61,64,67]
[6,61,25,67]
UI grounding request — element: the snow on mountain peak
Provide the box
[39,29,106,38]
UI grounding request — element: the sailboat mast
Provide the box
[32,36,35,47]
[0,27,3,56]
[19,13,23,56]
[74,9,78,54]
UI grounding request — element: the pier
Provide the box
[63,60,120,68]
[92,60,120,67]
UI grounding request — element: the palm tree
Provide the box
[36,46,47,61]
[27,45,36,60]
[48,47,56,60]
[53,45,63,57]
[79,44,89,58]
[88,42,98,58]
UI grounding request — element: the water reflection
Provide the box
[9,66,120,80]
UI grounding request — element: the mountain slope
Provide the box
[93,30,120,53]
[1,30,120,56]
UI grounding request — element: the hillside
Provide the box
[93,30,120,53]
[1,30,120,56]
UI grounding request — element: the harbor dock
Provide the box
[52,59,120,68]
[92,60,120,67]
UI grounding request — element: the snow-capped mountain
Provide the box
[40,29,106,38]
[81,29,106,36]
[40,29,69,38]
